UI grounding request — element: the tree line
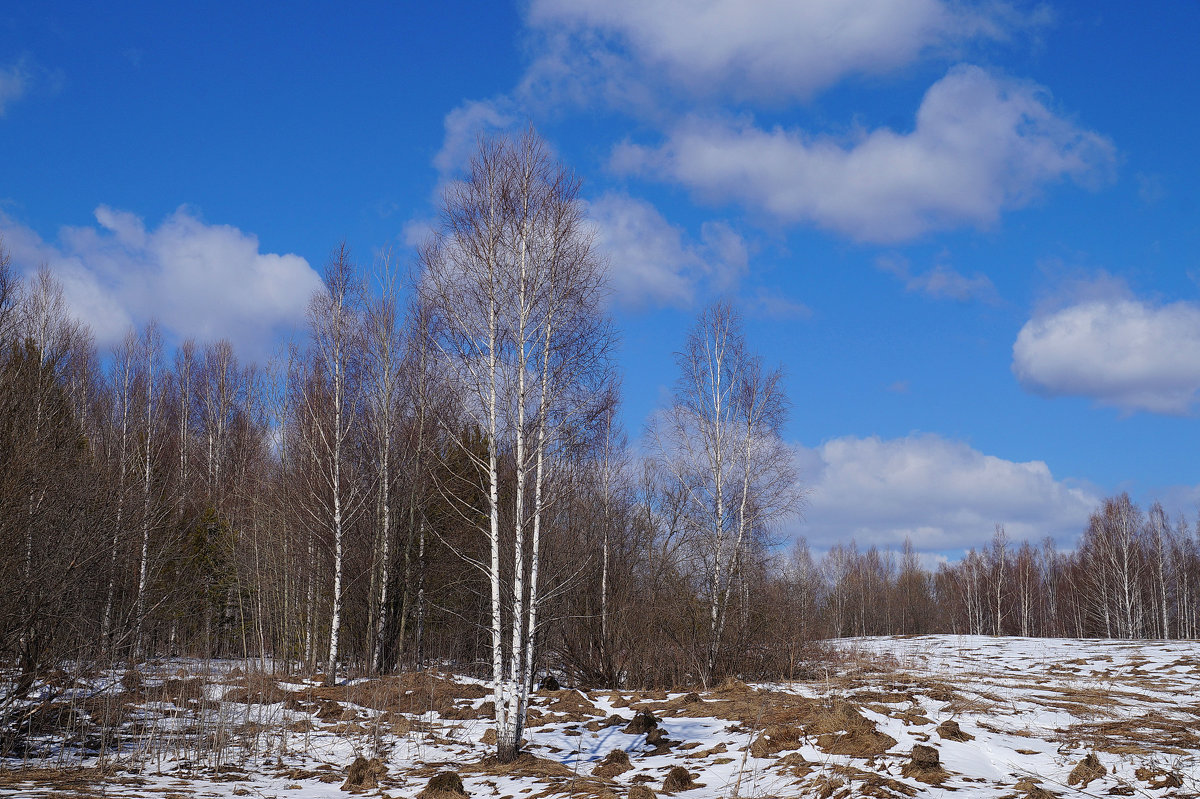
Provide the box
[787,494,1200,644]
[1,130,1197,758]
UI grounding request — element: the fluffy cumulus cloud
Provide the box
[585,192,749,307]
[523,0,1024,105]
[1013,293,1200,415]
[0,206,322,359]
[795,433,1096,552]
[613,66,1115,243]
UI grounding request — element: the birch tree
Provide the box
[362,252,404,674]
[133,321,164,656]
[301,245,364,683]
[102,329,138,649]
[648,300,801,685]
[420,128,612,762]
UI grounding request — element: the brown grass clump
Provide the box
[1067,753,1106,788]
[480,727,516,747]
[221,672,296,705]
[661,766,696,793]
[1013,777,1058,799]
[151,677,207,705]
[342,757,387,792]
[623,710,658,735]
[592,748,632,778]
[713,677,752,696]
[526,689,601,727]
[475,751,575,779]
[900,744,947,785]
[936,719,973,741]
[544,690,598,715]
[315,699,344,720]
[468,751,619,799]
[659,692,703,714]
[1063,713,1200,755]
[811,774,845,799]
[120,669,143,693]
[809,700,896,757]
[1134,767,1183,789]
[748,724,803,758]
[685,742,727,760]
[628,785,655,799]
[311,671,488,715]
[585,714,627,732]
[418,770,468,799]
[0,767,108,793]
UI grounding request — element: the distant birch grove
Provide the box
[1,131,1199,760]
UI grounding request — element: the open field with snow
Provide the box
[2,635,1198,798]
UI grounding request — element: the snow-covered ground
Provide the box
[3,635,1198,798]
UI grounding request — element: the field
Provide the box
[2,635,1198,798]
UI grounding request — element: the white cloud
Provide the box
[523,0,1026,106]
[876,253,998,302]
[795,433,1097,552]
[746,287,812,321]
[585,192,749,308]
[433,98,518,177]
[1,206,322,360]
[0,60,30,116]
[613,65,1115,243]
[1013,292,1200,415]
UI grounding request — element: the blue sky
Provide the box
[2,1,1198,556]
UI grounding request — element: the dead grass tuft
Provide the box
[748,724,803,758]
[585,714,627,732]
[623,710,658,735]
[342,757,388,793]
[1067,753,1106,788]
[936,719,973,741]
[809,700,897,757]
[1134,766,1183,789]
[900,744,947,785]
[591,748,632,779]
[661,766,696,793]
[1013,777,1058,799]
[417,770,468,799]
